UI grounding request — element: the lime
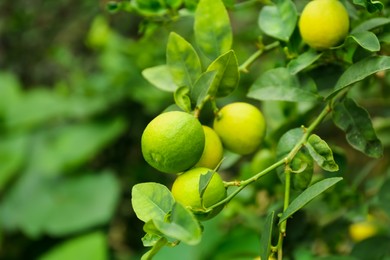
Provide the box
[195,126,224,169]
[299,0,349,49]
[349,216,379,242]
[171,167,227,221]
[141,111,205,174]
[213,102,266,155]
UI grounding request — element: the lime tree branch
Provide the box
[239,41,280,73]
[207,102,332,213]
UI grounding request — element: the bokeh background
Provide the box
[1,0,390,259]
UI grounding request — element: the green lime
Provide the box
[171,167,227,221]
[141,111,205,174]
[195,126,224,169]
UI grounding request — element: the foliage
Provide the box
[0,0,390,259]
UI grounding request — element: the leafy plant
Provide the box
[120,0,390,259]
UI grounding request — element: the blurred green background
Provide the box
[1,0,390,259]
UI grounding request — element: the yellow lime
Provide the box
[141,111,205,174]
[349,216,379,242]
[171,167,227,221]
[195,126,224,169]
[299,0,349,49]
[213,102,266,155]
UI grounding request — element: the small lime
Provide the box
[213,102,266,155]
[141,111,205,174]
[172,167,227,221]
[195,126,224,169]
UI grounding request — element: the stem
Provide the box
[211,158,285,210]
[194,94,211,118]
[239,41,280,73]
[277,169,291,260]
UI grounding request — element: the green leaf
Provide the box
[378,178,390,217]
[141,237,168,260]
[38,232,107,260]
[258,0,298,41]
[0,134,28,190]
[260,211,275,260]
[142,65,177,92]
[194,0,232,60]
[132,182,175,223]
[279,177,343,223]
[0,171,120,237]
[191,71,217,106]
[287,50,323,75]
[327,56,390,99]
[153,202,202,245]
[306,134,339,172]
[351,17,390,33]
[348,31,380,52]
[199,170,214,201]
[247,67,320,102]
[27,118,127,175]
[174,86,192,112]
[332,98,383,158]
[206,50,239,97]
[142,232,163,247]
[166,32,202,88]
[45,173,120,236]
[352,0,384,13]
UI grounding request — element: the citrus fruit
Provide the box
[141,111,205,174]
[195,126,224,169]
[213,102,266,155]
[299,0,349,49]
[171,167,227,221]
[349,216,379,242]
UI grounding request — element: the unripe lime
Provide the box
[195,126,224,169]
[299,0,349,49]
[171,167,227,221]
[213,102,266,155]
[141,111,205,174]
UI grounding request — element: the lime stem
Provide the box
[239,41,280,73]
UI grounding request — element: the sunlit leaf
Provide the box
[166,32,202,88]
[191,71,217,106]
[206,50,239,97]
[258,0,298,41]
[174,86,192,112]
[153,202,202,245]
[142,65,177,92]
[132,182,175,223]
[194,0,232,60]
